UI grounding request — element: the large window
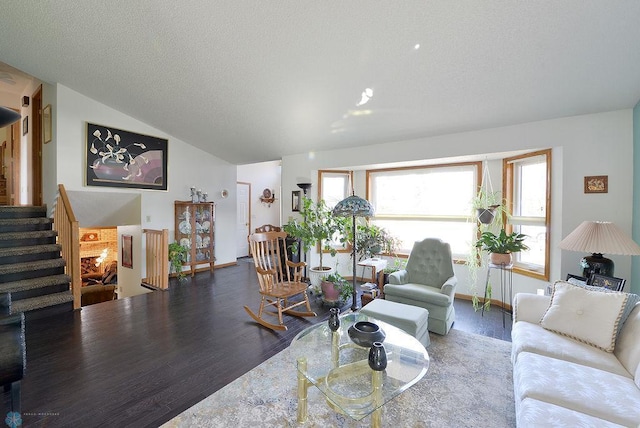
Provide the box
[318,170,352,251]
[318,170,351,208]
[504,149,551,280]
[367,162,481,258]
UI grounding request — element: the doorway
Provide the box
[236,182,250,258]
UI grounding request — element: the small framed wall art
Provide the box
[584,175,608,194]
[22,116,28,135]
[122,235,133,269]
[292,191,301,212]
[43,104,52,143]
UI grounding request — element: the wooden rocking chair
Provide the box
[244,231,316,330]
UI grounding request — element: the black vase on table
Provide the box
[368,342,387,371]
[328,308,340,332]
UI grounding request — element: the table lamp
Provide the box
[558,221,640,278]
[332,193,374,311]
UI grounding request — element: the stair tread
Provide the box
[0,217,52,225]
[0,230,58,240]
[10,291,74,314]
[0,258,66,274]
[0,244,62,257]
[0,274,71,293]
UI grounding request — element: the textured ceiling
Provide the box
[1,1,640,164]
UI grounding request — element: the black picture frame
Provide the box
[22,116,28,135]
[565,273,587,286]
[86,123,168,191]
[292,191,301,212]
[587,274,625,292]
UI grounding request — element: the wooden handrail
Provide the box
[142,229,169,290]
[53,184,81,309]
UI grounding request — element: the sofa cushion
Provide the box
[540,281,628,352]
[514,352,640,427]
[615,303,640,378]
[571,282,640,337]
[511,321,630,377]
[383,283,450,307]
[517,397,626,428]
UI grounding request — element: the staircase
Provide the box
[0,206,74,320]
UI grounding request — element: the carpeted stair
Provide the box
[0,206,74,320]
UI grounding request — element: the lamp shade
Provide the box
[331,195,374,218]
[0,106,20,128]
[558,221,640,256]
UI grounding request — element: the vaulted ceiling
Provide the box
[1,1,640,164]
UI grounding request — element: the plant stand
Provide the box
[481,263,513,328]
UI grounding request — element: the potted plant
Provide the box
[475,229,529,265]
[283,196,348,286]
[168,242,188,280]
[471,189,507,226]
[382,257,407,285]
[353,223,401,261]
[320,272,353,304]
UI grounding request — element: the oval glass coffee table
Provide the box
[290,312,429,428]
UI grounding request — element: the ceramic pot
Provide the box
[490,252,512,266]
[321,280,341,302]
[348,321,385,348]
[368,342,387,371]
[309,266,334,288]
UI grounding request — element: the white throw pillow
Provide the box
[540,281,629,352]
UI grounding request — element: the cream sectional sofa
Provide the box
[511,282,640,427]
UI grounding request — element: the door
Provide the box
[236,182,250,258]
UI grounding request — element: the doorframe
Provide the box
[237,181,251,258]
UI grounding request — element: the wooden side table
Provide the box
[358,258,388,306]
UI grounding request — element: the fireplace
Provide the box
[81,257,100,276]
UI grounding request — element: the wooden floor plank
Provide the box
[2,258,511,427]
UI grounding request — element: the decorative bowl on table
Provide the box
[348,321,385,348]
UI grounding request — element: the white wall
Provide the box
[117,225,150,298]
[47,85,238,287]
[237,160,281,231]
[282,110,634,299]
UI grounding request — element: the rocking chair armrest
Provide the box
[285,260,306,269]
[255,266,277,276]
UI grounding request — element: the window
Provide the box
[504,149,551,280]
[367,162,481,258]
[318,170,352,251]
[318,170,351,209]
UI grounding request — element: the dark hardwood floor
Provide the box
[3,258,511,427]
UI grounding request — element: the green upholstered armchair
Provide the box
[383,238,457,335]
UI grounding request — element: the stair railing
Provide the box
[53,184,82,310]
[142,229,169,290]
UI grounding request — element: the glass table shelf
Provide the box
[290,312,429,427]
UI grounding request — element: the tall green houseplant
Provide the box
[283,196,348,271]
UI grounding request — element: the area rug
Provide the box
[162,329,515,427]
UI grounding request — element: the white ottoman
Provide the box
[360,299,430,347]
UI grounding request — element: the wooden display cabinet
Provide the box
[174,201,215,277]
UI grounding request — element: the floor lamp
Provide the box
[332,194,374,311]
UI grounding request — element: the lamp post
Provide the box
[332,194,374,311]
[296,183,312,281]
